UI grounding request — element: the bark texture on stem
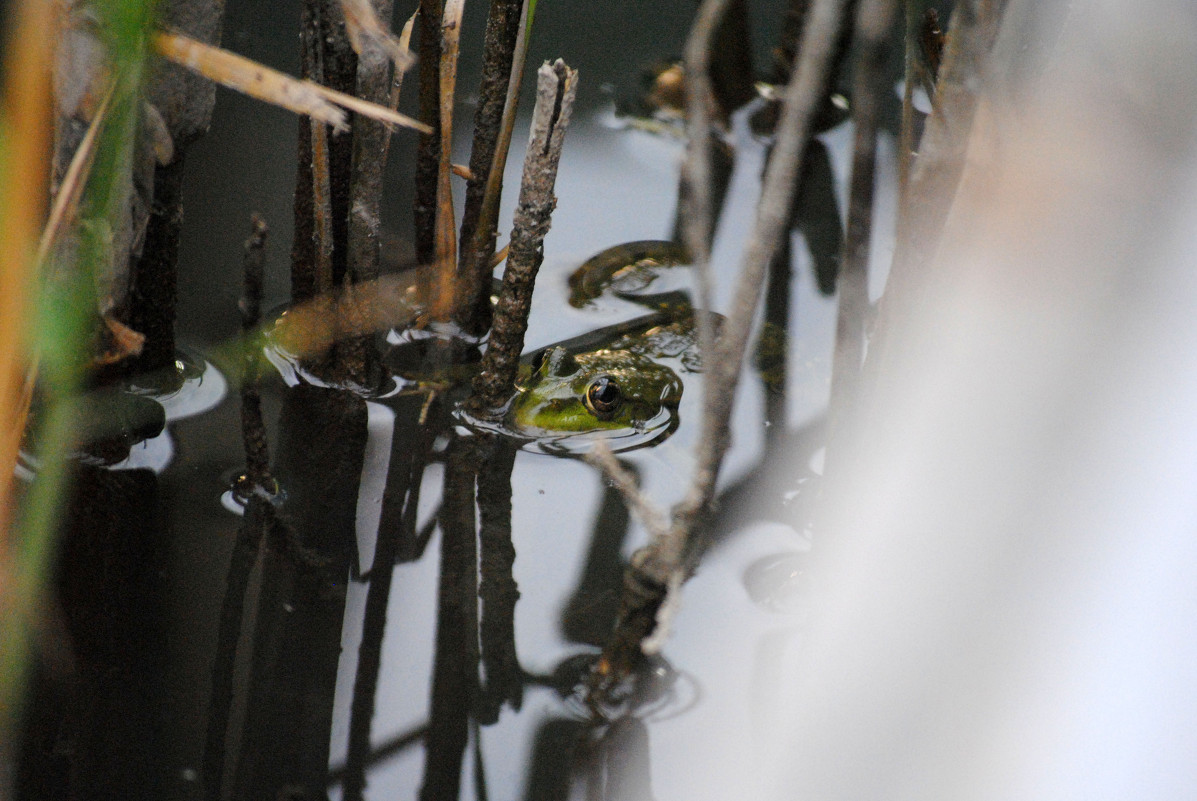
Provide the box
[347,0,396,287]
[469,59,578,412]
[454,0,524,335]
[413,0,444,265]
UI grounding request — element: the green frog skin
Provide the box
[509,345,682,436]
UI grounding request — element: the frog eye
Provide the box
[585,376,622,419]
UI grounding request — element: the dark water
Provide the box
[14,1,886,798]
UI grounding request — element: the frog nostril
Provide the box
[585,375,622,419]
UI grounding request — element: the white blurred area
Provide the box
[766,0,1197,798]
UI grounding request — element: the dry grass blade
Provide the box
[37,81,116,267]
[154,30,348,131]
[305,79,431,133]
[388,10,419,112]
[341,0,416,73]
[153,30,431,135]
[431,0,466,318]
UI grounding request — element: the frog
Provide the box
[497,241,711,452]
[508,344,682,448]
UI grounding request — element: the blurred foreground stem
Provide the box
[0,0,155,747]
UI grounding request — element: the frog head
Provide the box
[509,346,682,445]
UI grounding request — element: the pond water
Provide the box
[15,1,907,799]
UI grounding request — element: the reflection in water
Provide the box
[525,715,656,801]
[17,466,167,799]
[341,392,440,800]
[229,387,365,799]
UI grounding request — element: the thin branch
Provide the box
[681,0,851,523]
[591,0,852,684]
[584,442,669,540]
[680,0,732,438]
[468,60,578,411]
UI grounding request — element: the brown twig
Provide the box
[454,0,525,335]
[459,0,534,333]
[468,60,578,412]
[431,0,466,320]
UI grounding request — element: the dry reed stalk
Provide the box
[431,0,467,320]
[153,30,430,134]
